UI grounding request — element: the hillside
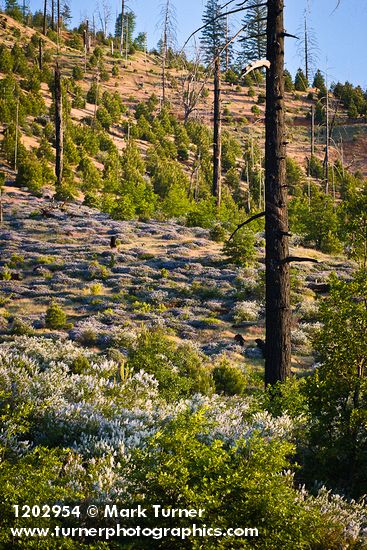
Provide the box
[0,13,365,370]
[1,12,367,182]
[1,10,367,549]
[0,182,356,376]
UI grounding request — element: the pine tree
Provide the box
[5,0,23,21]
[284,69,294,92]
[61,1,72,28]
[238,2,267,66]
[295,68,309,91]
[313,69,325,90]
[115,11,136,49]
[201,0,227,67]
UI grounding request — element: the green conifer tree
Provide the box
[238,2,267,66]
[294,68,309,91]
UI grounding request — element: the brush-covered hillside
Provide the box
[1,7,367,550]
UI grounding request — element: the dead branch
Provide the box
[228,211,266,241]
[282,256,319,264]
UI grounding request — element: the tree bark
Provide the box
[86,20,90,53]
[225,15,229,73]
[0,187,3,226]
[43,0,47,36]
[51,0,54,30]
[325,85,330,193]
[304,17,309,83]
[162,1,169,105]
[264,0,291,386]
[120,0,125,56]
[311,103,315,157]
[38,38,43,70]
[54,63,63,192]
[213,55,222,207]
[14,96,19,172]
[57,0,61,39]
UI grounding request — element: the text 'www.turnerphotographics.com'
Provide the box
[11,504,259,541]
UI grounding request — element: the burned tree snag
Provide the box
[54,63,63,193]
[120,0,125,56]
[51,0,55,30]
[43,0,47,36]
[213,55,222,207]
[264,0,291,385]
[38,38,43,70]
[161,0,170,105]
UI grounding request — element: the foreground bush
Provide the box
[0,336,366,548]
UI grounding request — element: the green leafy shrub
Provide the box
[305,271,367,497]
[130,411,355,549]
[213,359,247,395]
[10,317,34,336]
[45,301,68,329]
[127,329,213,400]
[223,227,256,266]
[209,224,228,242]
[72,65,84,80]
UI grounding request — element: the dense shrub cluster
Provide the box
[0,311,367,547]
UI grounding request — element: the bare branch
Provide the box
[242,58,270,76]
[282,256,319,264]
[181,24,248,121]
[228,211,266,241]
[330,1,341,15]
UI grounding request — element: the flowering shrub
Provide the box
[232,300,261,323]
[0,332,366,547]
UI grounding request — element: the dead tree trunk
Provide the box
[43,0,47,35]
[120,0,125,56]
[162,1,169,105]
[54,63,63,193]
[304,17,309,83]
[51,0,55,30]
[311,103,315,157]
[38,38,43,70]
[57,0,61,40]
[264,0,291,386]
[86,20,90,53]
[14,96,19,172]
[0,186,3,226]
[225,15,229,73]
[213,55,222,207]
[324,84,330,193]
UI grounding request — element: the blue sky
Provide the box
[29,0,367,87]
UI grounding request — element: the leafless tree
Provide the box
[119,0,125,56]
[297,10,318,83]
[43,0,47,35]
[98,0,112,39]
[181,46,205,123]
[158,0,177,105]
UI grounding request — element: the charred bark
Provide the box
[54,63,63,192]
[264,0,291,385]
[213,56,222,207]
[51,0,55,30]
[38,38,43,70]
[120,0,125,56]
[43,0,47,35]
